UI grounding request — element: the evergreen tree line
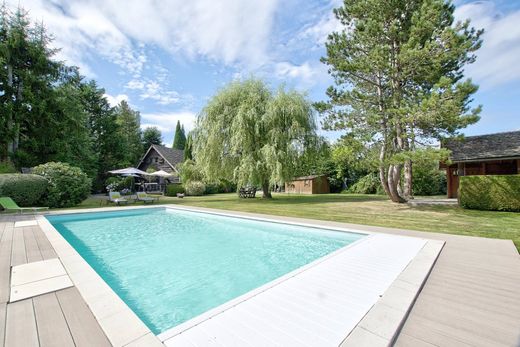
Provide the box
[0,6,165,191]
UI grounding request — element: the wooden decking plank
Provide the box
[32,227,57,260]
[56,287,111,347]
[10,226,27,267]
[33,292,75,347]
[5,299,39,347]
[0,227,13,304]
[24,227,43,263]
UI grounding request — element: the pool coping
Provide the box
[37,205,444,346]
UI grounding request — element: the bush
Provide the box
[346,173,384,194]
[0,174,48,207]
[412,161,447,196]
[459,175,520,212]
[166,184,185,196]
[104,176,135,192]
[0,161,17,173]
[185,181,206,196]
[33,162,91,208]
[204,179,237,194]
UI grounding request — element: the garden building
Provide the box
[441,131,520,198]
[137,144,183,183]
[285,175,330,194]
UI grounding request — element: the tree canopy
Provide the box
[194,79,317,198]
[142,126,163,150]
[0,5,149,191]
[317,0,482,202]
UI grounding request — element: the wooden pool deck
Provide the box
[0,210,519,346]
[0,215,110,347]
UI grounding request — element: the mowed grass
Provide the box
[75,193,520,251]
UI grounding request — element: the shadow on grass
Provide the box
[174,193,388,205]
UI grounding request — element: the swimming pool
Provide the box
[47,207,365,334]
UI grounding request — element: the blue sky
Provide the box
[13,0,520,146]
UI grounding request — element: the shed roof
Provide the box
[443,130,520,162]
[137,144,184,171]
[290,175,327,181]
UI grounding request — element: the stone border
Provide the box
[38,205,443,347]
[340,240,444,346]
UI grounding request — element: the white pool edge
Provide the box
[38,205,444,347]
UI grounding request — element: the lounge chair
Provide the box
[109,192,128,205]
[135,192,158,204]
[0,197,48,214]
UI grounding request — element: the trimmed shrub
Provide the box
[166,184,185,196]
[346,173,384,194]
[0,161,17,173]
[33,162,91,208]
[204,179,237,194]
[0,174,48,207]
[185,181,206,196]
[459,175,520,212]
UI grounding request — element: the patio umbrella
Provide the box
[148,170,174,177]
[108,167,148,176]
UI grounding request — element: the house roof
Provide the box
[137,144,184,171]
[443,130,520,162]
[291,174,327,181]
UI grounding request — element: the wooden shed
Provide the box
[441,131,520,198]
[285,175,330,194]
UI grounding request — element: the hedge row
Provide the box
[166,184,185,196]
[0,174,48,206]
[459,175,520,212]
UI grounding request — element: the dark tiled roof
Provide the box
[152,145,184,167]
[443,131,520,162]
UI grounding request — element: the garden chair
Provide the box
[136,192,158,204]
[109,191,128,205]
[0,197,48,214]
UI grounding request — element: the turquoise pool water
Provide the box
[47,208,364,334]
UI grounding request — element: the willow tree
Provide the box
[194,79,317,198]
[317,0,482,202]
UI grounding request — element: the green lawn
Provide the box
[74,193,520,251]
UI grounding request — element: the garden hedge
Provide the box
[0,174,48,207]
[166,184,185,196]
[459,175,520,212]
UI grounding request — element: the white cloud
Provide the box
[455,1,520,88]
[273,61,329,88]
[104,93,129,107]
[12,0,279,72]
[297,12,342,48]
[140,111,197,134]
[125,78,193,106]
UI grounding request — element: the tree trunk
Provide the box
[262,181,272,199]
[403,159,413,199]
[387,164,406,203]
[379,145,391,197]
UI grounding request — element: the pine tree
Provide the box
[115,100,142,166]
[317,0,482,202]
[184,132,193,161]
[172,120,187,150]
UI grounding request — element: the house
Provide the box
[441,131,520,198]
[285,175,330,194]
[137,144,184,183]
